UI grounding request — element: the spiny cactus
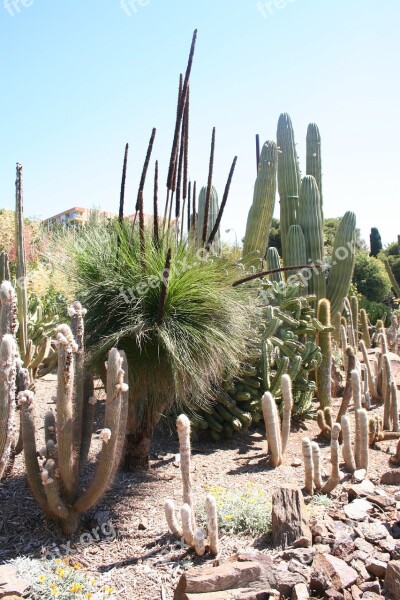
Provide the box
[0,334,17,479]
[321,423,341,494]
[243,140,277,264]
[20,304,129,533]
[341,414,356,472]
[316,299,332,409]
[261,376,293,468]
[196,185,221,254]
[302,437,314,495]
[165,414,220,556]
[266,247,283,283]
[360,308,371,349]
[356,409,369,471]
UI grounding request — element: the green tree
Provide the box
[352,252,391,303]
[369,227,383,257]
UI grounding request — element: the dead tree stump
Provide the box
[271,485,311,549]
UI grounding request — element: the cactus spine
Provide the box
[321,423,341,494]
[360,309,371,349]
[243,141,277,264]
[20,305,129,533]
[0,335,17,479]
[341,414,356,472]
[316,299,332,408]
[356,408,369,471]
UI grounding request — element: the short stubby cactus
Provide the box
[20,305,129,534]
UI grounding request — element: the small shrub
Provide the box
[197,482,272,535]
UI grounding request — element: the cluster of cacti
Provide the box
[243,114,357,316]
[189,282,325,440]
[165,415,219,556]
[302,423,342,495]
[19,301,129,534]
[261,374,292,467]
[0,281,29,480]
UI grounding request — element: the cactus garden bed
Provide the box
[1,375,399,599]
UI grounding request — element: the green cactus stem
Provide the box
[277,113,301,262]
[266,247,283,283]
[326,212,357,316]
[306,123,322,209]
[316,299,332,409]
[360,308,371,349]
[243,141,277,264]
[297,175,326,301]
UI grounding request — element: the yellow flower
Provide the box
[69,583,83,593]
[38,574,46,582]
[102,585,114,594]
[55,558,62,564]
[74,562,82,569]
[86,594,93,599]
[89,578,96,585]
[51,589,59,596]
[225,514,233,520]
[56,567,66,577]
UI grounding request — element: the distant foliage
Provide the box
[369,227,383,257]
[352,252,391,303]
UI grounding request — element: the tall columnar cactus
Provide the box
[306,123,322,209]
[0,252,10,285]
[360,309,371,349]
[326,211,357,316]
[196,185,221,254]
[266,247,283,283]
[350,296,359,343]
[20,305,129,534]
[383,258,400,298]
[286,224,308,293]
[356,408,369,471]
[316,299,332,409]
[262,392,282,467]
[302,437,314,495]
[341,414,356,472]
[277,113,301,262]
[0,335,17,479]
[243,141,277,264]
[15,163,28,364]
[321,423,341,494]
[297,175,326,300]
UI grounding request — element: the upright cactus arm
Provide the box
[73,348,129,513]
[79,374,96,474]
[243,141,277,264]
[0,334,17,479]
[15,164,28,364]
[266,247,283,283]
[277,113,301,263]
[69,302,87,480]
[306,123,322,210]
[360,309,371,349]
[176,414,195,528]
[55,324,77,498]
[0,281,17,339]
[19,390,54,516]
[297,175,326,301]
[350,296,359,344]
[383,258,400,298]
[357,409,369,471]
[41,458,70,520]
[316,299,332,409]
[302,437,314,495]
[326,211,357,316]
[286,225,308,293]
[311,441,323,490]
[0,252,10,284]
[359,340,378,399]
[206,493,219,556]
[261,392,282,467]
[321,423,341,494]
[165,499,182,538]
[341,414,356,472]
[280,374,292,455]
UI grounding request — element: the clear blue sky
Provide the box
[0,0,399,246]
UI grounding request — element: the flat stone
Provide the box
[367,495,396,509]
[354,469,367,482]
[381,470,400,486]
[313,544,331,554]
[344,499,373,521]
[353,550,369,561]
[0,565,30,597]
[361,593,384,600]
[174,561,262,597]
[377,539,397,554]
[384,560,400,597]
[350,584,362,600]
[311,553,358,591]
[346,480,375,497]
[279,548,315,565]
[324,589,344,599]
[291,583,309,600]
[350,559,370,581]
[287,560,311,580]
[356,522,390,543]
[365,558,388,578]
[394,491,400,501]
[354,537,375,554]
[333,540,355,560]
[359,581,381,593]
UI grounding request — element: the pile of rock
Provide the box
[174,479,400,599]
